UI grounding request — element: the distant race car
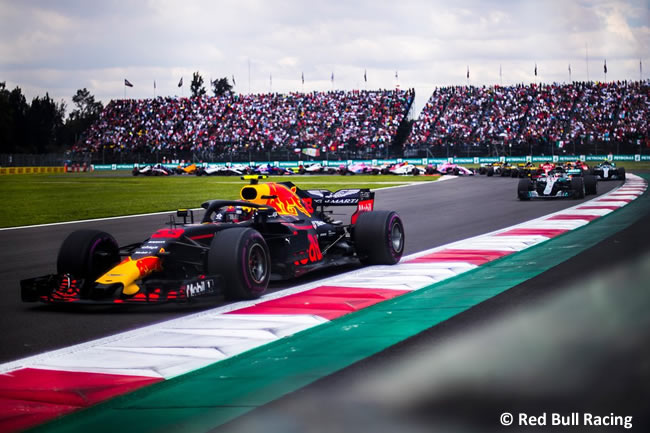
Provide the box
[381,162,420,176]
[21,175,405,305]
[517,166,597,200]
[196,164,252,176]
[563,160,590,173]
[173,163,199,175]
[538,161,557,175]
[479,162,514,177]
[435,162,475,176]
[297,163,338,175]
[132,164,174,176]
[590,161,626,181]
[510,162,539,178]
[253,164,293,176]
[339,162,379,175]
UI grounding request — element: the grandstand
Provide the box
[78,89,415,163]
[407,80,649,158]
[74,81,648,164]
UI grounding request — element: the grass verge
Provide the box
[0,173,439,228]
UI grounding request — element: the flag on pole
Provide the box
[534,63,537,76]
[232,75,236,86]
[301,72,304,84]
[466,66,469,79]
[604,59,607,74]
[178,77,183,87]
[153,80,156,89]
[641,59,643,79]
[568,64,571,74]
[124,79,133,87]
[331,72,334,82]
[364,69,367,82]
[395,70,398,79]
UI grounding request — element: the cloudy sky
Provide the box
[1,0,648,115]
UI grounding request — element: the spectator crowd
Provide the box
[79,89,414,158]
[77,81,648,160]
[407,80,649,155]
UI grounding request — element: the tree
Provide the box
[0,84,67,153]
[69,88,103,121]
[190,71,206,98]
[211,77,233,97]
[66,88,104,147]
[26,93,66,152]
[0,84,29,153]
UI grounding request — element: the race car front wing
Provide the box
[20,273,224,305]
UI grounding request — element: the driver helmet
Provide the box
[214,206,253,223]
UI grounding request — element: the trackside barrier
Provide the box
[90,154,650,171]
[0,167,65,175]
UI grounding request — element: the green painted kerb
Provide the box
[30,176,649,433]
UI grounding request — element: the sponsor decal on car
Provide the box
[183,278,217,298]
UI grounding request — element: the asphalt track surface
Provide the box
[0,176,622,365]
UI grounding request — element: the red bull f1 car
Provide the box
[21,176,405,305]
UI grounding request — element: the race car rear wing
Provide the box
[300,188,375,224]
[304,188,374,207]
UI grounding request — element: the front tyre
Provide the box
[207,228,270,300]
[584,174,598,195]
[354,211,405,265]
[57,230,120,280]
[517,178,532,201]
[571,177,585,199]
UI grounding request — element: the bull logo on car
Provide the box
[241,183,312,217]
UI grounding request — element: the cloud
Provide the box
[0,0,647,116]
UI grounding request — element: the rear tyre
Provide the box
[618,167,626,180]
[571,177,585,199]
[207,228,270,300]
[517,178,532,201]
[584,174,598,195]
[487,168,494,177]
[411,168,420,175]
[354,211,405,265]
[57,230,120,280]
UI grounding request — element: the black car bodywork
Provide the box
[21,176,405,305]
